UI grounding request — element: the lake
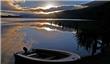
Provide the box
[1,18,101,64]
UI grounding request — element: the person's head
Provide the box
[23,47,28,53]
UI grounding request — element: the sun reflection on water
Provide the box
[2,20,78,64]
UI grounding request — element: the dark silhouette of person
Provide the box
[23,47,28,54]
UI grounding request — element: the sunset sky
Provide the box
[1,0,94,14]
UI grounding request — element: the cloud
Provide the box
[73,5,88,9]
[1,0,24,10]
[1,0,88,14]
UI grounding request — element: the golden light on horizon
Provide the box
[43,3,57,9]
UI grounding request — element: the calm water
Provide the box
[1,18,98,64]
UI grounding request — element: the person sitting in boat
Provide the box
[23,47,28,55]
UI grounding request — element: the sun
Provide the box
[44,4,56,9]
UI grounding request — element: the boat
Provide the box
[14,48,80,64]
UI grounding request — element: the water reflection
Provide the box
[76,24,110,56]
[2,19,110,64]
[2,26,25,64]
[53,20,110,56]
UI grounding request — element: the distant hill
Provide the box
[43,1,110,20]
[84,1,108,6]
